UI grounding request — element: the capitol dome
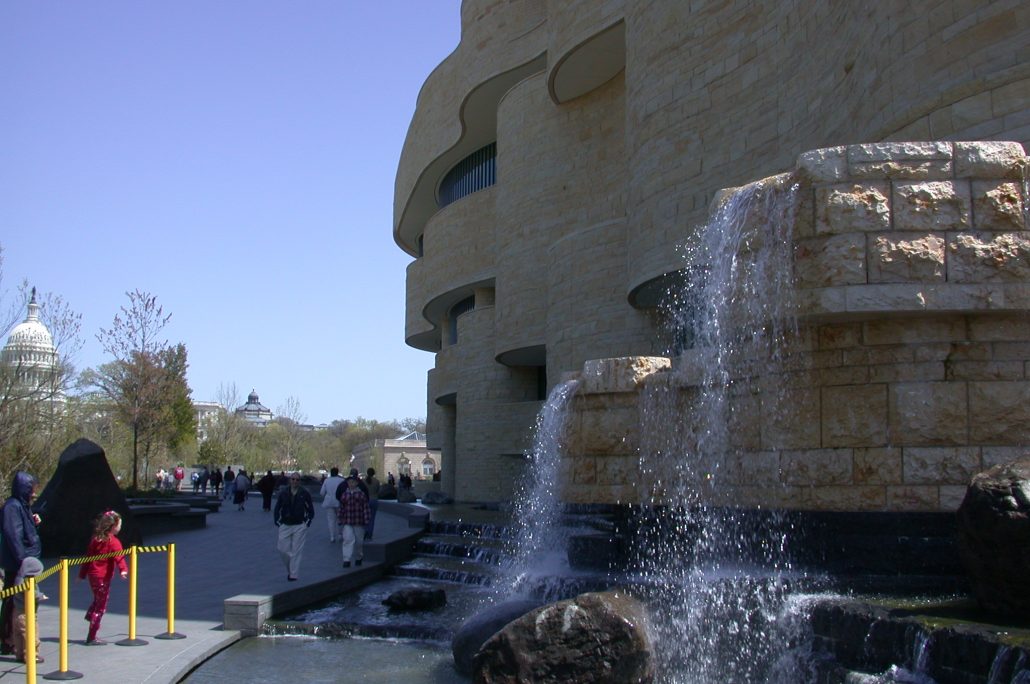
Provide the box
[2,288,61,395]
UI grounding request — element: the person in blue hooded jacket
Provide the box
[0,471,42,655]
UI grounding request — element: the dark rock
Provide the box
[34,439,141,557]
[382,588,446,612]
[452,598,541,676]
[397,488,417,503]
[956,456,1030,616]
[421,490,453,505]
[473,590,654,684]
[378,483,397,500]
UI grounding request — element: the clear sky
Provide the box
[1,1,462,425]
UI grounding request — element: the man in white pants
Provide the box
[319,467,346,542]
[273,474,314,581]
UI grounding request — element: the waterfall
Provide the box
[637,174,805,682]
[497,379,581,598]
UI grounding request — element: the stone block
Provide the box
[953,141,1027,179]
[815,182,891,235]
[903,447,981,484]
[947,232,1030,283]
[821,384,888,447]
[579,356,672,394]
[969,381,1030,443]
[571,455,596,484]
[889,382,968,445]
[983,446,1030,469]
[761,386,821,449]
[794,234,866,287]
[868,362,945,384]
[939,485,967,511]
[727,392,761,450]
[739,450,781,484]
[796,146,847,182]
[893,181,971,232]
[850,161,953,180]
[782,448,853,485]
[863,317,966,345]
[972,181,1025,232]
[885,486,940,511]
[868,233,945,283]
[853,447,903,485]
[817,323,861,350]
[847,141,952,164]
[808,486,887,511]
[595,454,639,487]
[945,360,1024,381]
[969,314,1030,341]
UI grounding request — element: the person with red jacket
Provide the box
[78,510,128,645]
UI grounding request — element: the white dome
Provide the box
[2,289,58,372]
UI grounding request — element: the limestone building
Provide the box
[393,1,1030,504]
[351,432,441,483]
[235,389,273,426]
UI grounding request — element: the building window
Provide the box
[438,142,496,208]
[397,456,411,476]
[448,296,476,345]
[421,457,436,477]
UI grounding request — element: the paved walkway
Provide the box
[0,491,423,683]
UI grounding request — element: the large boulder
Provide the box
[956,456,1030,616]
[452,598,542,676]
[421,490,453,505]
[34,439,141,557]
[397,488,417,503]
[473,591,655,684]
[382,587,446,612]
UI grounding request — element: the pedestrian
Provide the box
[78,510,128,646]
[275,471,288,493]
[273,473,314,581]
[191,470,200,493]
[0,471,42,656]
[257,470,276,512]
[319,467,345,542]
[173,463,185,491]
[11,557,46,664]
[233,469,251,511]
[223,467,236,501]
[199,467,210,494]
[387,472,395,487]
[338,475,370,569]
[364,467,381,540]
[210,467,223,498]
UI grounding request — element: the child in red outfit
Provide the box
[78,511,128,645]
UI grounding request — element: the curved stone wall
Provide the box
[494,72,629,363]
[624,1,1030,301]
[394,0,1030,504]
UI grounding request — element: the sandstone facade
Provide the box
[393,0,1030,504]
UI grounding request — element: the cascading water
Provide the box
[497,379,581,599]
[636,173,807,683]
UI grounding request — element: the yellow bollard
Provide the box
[116,546,146,646]
[155,543,185,640]
[42,558,82,680]
[25,576,36,682]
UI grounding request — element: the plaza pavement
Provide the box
[0,490,425,683]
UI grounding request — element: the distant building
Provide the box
[352,431,442,481]
[235,389,272,426]
[194,401,222,442]
[1,287,63,405]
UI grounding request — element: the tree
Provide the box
[271,396,307,471]
[89,290,189,490]
[0,245,84,484]
[204,382,253,468]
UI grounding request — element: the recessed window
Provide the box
[438,143,496,207]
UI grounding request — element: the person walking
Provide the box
[338,475,370,568]
[364,467,381,540]
[210,467,223,498]
[173,463,185,491]
[0,471,42,655]
[257,470,276,512]
[78,510,128,645]
[223,467,236,501]
[319,467,345,542]
[273,474,314,581]
[11,557,46,664]
[233,469,251,511]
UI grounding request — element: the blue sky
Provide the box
[1,1,461,425]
